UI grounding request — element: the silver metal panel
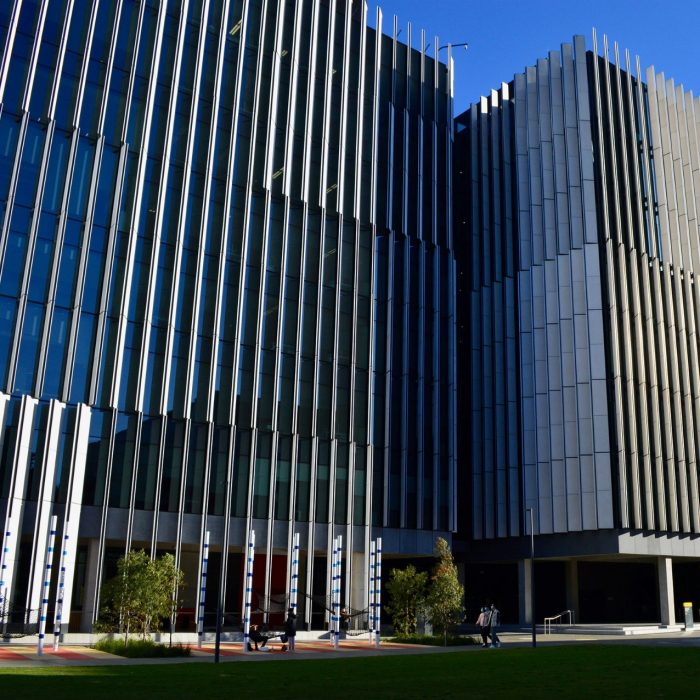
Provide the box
[642,256,667,529]
[0,0,24,104]
[526,66,543,266]
[301,0,321,205]
[628,250,655,529]
[318,0,337,208]
[335,0,353,216]
[537,58,556,262]
[0,112,29,293]
[70,0,100,128]
[7,119,55,393]
[576,34,598,246]
[61,136,104,399]
[514,73,531,271]
[688,279,700,532]
[20,0,49,113]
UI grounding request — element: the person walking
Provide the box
[476,606,491,647]
[488,603,501,648]
[284,607,297,652]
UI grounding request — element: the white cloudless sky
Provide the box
[369,0,700,114]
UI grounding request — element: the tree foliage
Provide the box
[424,537,464,644]
[97,550,184,645]
[386,565,428,636]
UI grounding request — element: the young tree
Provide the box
[385,565,428,636]
[97,550,185,646]
[154,553,183,647]
[425,537,464,645]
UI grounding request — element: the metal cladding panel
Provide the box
[459,32,700,543]
[459,35,618,539]
[587,35,700,535]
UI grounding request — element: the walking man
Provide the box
[488,603,501,648]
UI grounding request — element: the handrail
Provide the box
[543,609,575,634]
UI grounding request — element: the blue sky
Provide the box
[369,0,700,114]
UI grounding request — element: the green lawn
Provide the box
[0,645,697,699]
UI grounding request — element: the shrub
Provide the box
[95,638,191,658]
[389,634,478,647]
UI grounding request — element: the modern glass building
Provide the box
[456,33,700,624]
[0,0,456,633]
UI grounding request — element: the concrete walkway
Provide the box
[2,629,700,668]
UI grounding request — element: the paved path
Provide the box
[0,639,425,668]
[2,630,700,668]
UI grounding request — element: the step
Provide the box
[543,624,686,636]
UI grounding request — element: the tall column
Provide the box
[80,538,101,632]
[0,396,37,623]
[350,550,365,615]
[58,403,90,633]
[518,559,533,625]
[26,400,65,625]
[657,556,676,626]
[565,560,579,621]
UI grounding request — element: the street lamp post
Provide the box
[526,507,536,648]
[438,42,469,52]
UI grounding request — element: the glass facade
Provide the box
[0,0,455,632]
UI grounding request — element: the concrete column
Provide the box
[26,399,64,625]
[179,550,200,629]
[80,538,101,632]
[59,402,91,632]
[565,560,579,622]
[657,556,675,625]
[0,395,37,625]
[351,550,366,614]
[518,559,533,625]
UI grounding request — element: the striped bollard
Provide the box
[0,586,6,634]
[52,528,69,650]
[369,540,376,647]
[375,537,382,649]
[334,536,343,649]
[37,515,57,655]
[290,532,300,614]
[243,530,255,653]
[330,537,338,648]
[1,530,10,634]
[197,531,210,649]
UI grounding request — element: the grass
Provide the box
[1,645,698,699]
[94,638,191,658]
